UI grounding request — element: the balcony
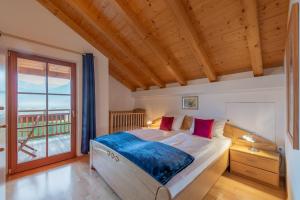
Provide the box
[17,112,71,163]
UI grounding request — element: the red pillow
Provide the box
[160,116,174,131]
[193,118,214,139]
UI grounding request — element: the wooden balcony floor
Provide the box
[18,134,71,163]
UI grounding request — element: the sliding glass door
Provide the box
[8,51,76,173]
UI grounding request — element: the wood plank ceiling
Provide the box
[37,0,289,91]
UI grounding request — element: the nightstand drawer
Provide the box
[230,150,279,173]
[231,161,279,186]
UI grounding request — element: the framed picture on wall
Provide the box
[286,3,299,149]
[182,96,198,110]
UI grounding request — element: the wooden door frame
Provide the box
[7,50,77,174]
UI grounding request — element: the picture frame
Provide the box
[286,3,299,149]
[182,96,198,110]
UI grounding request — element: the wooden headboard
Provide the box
[224,123,277,151]
[151,116,193,130]
[150,116,277,152]
[151,117,162,128]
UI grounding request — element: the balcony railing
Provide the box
[18,113,71,139]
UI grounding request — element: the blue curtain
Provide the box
[81,53,96,154]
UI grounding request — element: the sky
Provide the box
[18,74,71,111]
[0,71,71,123]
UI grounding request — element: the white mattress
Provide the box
[128,129,231,198]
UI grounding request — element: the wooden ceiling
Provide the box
[37,0,289,90]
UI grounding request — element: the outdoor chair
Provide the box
[18,115,41,157]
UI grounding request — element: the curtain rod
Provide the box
[0,30,84,56]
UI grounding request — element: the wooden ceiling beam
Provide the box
[66,0,165,88]
[241,0,264,76]
[110,0,187,86]
[164,0,217,82]
[37,0,147,89]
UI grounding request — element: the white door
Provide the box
[0,54,6,200]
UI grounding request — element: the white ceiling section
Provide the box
[0,0,104,55]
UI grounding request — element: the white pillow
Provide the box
[212,119,226,137]
[172,115,185,131]
[189,118,194,134]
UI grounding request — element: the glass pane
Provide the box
[48,124,71,156]
[18,111,46,129]
[48,111,71,125]
[18,94,46,111]
[17,127,46,163]
[48,64,71,94]
[48,95,70,110]
[17,58,46,93]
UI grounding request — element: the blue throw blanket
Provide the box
[95,132,194,185]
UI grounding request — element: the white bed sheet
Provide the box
[163,134,231,198]
[128,128,187,141]
[128,129,231,198]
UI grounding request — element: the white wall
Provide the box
[285,1,300,200]
[134,71,286,176]
[134,70,285,148]
[109,76,135,111]
[95,57,109,136]
[0,0,109,156]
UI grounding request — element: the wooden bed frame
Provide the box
[90,140,228,200]
[90,123,274,200]
[90,144,229,199]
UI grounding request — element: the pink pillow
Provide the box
[160,116,174,131]
[193,118,214,139]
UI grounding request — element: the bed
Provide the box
[90,127,231,200]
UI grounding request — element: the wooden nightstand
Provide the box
[230,145,281,187]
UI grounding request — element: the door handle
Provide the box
[0,147,4,152]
